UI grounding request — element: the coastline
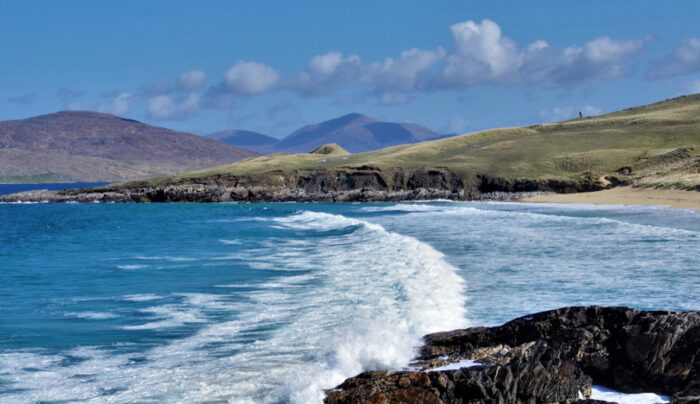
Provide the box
[325,306,700,403]
[518,187,700,211]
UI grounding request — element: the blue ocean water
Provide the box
[0,183,111,196]
[0,201,697,403]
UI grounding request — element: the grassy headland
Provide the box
[4,95,698,203]
[142,94,699,190]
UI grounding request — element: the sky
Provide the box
[2,1,700,138]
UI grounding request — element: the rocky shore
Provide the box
[0,167,618,203]
[324,306,699,404]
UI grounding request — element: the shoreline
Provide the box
[325,306,699,403]
[517,187,700,211]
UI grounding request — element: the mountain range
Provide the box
[206,113,449,154]
[0,111,258,183]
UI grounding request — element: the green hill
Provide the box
[4,95,698,202]
[163,94,699,191]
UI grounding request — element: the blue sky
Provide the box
[2,1,700,138]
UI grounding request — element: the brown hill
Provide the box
[0,111,259,182]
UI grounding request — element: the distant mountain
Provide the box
[205,130,278,154]
[271,113,448,154]
[0,111,259,182]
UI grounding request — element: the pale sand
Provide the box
[519,187,700,211]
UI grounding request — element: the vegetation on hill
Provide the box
[155,95,699,190]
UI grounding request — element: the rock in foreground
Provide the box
[325,306,700,404]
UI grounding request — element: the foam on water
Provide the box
[1,202,696,403]
[65,311,119,320]
[0,210,467,403]
[590,385,670,403]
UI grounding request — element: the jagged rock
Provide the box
[325,306,699,404]
[325,341,592,404]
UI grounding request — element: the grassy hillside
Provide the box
[133,95,700,190]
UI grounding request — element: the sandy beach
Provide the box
[520,187,700,210]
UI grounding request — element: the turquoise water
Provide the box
[0,201,698,403]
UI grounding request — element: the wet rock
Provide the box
[325,341,592,404]
[326,306,698,403]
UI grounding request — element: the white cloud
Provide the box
[147,93,200,120]
[99,92,132,115]
[364,47,446,92]
[438,19,644,88]
[293,51,362,95]
[308,51,346,74]
[177,69,207,92]
[224,61,280,95]
[647,37,700,79]
[446,116,470,133]
[584,37,643,63]
[440,19,522,86]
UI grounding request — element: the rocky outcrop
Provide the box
[0,167,615,203]
[325,306,700,404]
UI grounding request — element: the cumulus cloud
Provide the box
[647,37,700,79]
[223,61,280,95]
[437,19,644,88]
[440,19,521,86]
[99,92,132,115]
[364,47,446,92]
[147,93,200,120]
[177,69,207,92]
[293,51,362,95]
[8,93,37,105]
[539,105,601,122]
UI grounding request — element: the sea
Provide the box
[0,201,697,403]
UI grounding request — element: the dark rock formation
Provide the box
[0,166,614,203]
[325,306,699,404]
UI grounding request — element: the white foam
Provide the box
[3,202,697,404]
[0,210,466,403]
[265,211,468,402]
[121,293,164,302]
[218,239,241,245]
[116,264,148,270]
[64,311,119,320]
[122,294,230,330]
[590,385,669,403]
[427,359,482,372]
[132,255,197,262]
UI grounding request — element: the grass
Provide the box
[132,94,700,188]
